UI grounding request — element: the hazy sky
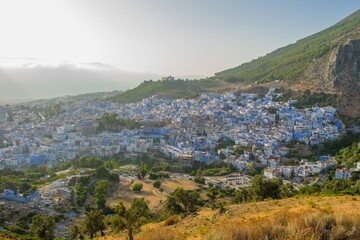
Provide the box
[0,0,359,76]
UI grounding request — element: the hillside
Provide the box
[99,195,360,240]
[215,9,360,118]
[0,232,33,240]
[108,79,234,104]
[109,10,360,119]
[5,196,359,240]
[215,10,360,83]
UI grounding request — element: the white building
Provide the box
[335,168,352,180]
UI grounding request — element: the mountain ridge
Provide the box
[110,9,360,119]
[214,9,360,83]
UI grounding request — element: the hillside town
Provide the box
[0,88,346,181]
[2,2,360,239]
[2,87,355,237]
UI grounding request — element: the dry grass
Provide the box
[138,228,185,240]
[98,196,360,240]
[205,210,360,240]
[164,215,182,226]
[0,232,29,240]
[107,177,198,211]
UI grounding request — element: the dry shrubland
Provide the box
[138,228,185,240]
[205,210,360,240]
[98,196,360,240]
[164,215,182,226]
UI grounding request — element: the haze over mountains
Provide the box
[0,58,162,102]
[2,8,360,120]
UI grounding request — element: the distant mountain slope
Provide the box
[108,10,360,118]
[0,59,161,101]
[214,9,360,118]
[108,79,228,103]
[108,79,204,103]
[214,9,360,83]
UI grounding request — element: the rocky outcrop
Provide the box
[327,39,360,118]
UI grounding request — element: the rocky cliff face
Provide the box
[327,39,360,118]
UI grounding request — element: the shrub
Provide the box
[164,215,181,226]
[153,180,161,189]
[194,177,206,185]
[132,183,143,192]
[165,188,201,214]
[149,172,170,180]
[307,200,317,208]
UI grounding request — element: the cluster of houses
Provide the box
[0,88,345,173]
[0,175,78,239]
[334,161,360,180]
[0,87,358,239]
[0,189,39,203]
[264,157,336,180]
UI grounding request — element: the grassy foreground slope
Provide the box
[214,9,360,83]
[100,196,360,240]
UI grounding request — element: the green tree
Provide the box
[298,184,321,195]
[30,215,56,240]
[165,188,201,214]
[137,163,148,179]
[233,145,249,157]
[94,180,111,210]
[290,169,295,180]
[280,183,296,198]
[251,175,281,201]
[109,198,150,240]
[68,225,84,240]
[153,180,161,189]
[322,179,353,195]
[132,183,143,192]
[0,205,4,224]
[234,187,252,203]
[206,186,219,209]
[82,210,105,239]
[19,182,32,194]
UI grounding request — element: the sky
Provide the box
[0,0,359,76]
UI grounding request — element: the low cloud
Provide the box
[0,58,161,101]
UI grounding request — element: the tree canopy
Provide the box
[82,210,106,239]
[30,215,56,240]
[165,188,201,215]
[109,198,150,240]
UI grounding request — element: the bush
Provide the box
[194,177,206,185]
[165,188,201,215]
[132,183,143,192]
[149,172,170,180]
[153,180,161,189]
[164,215,181,226]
